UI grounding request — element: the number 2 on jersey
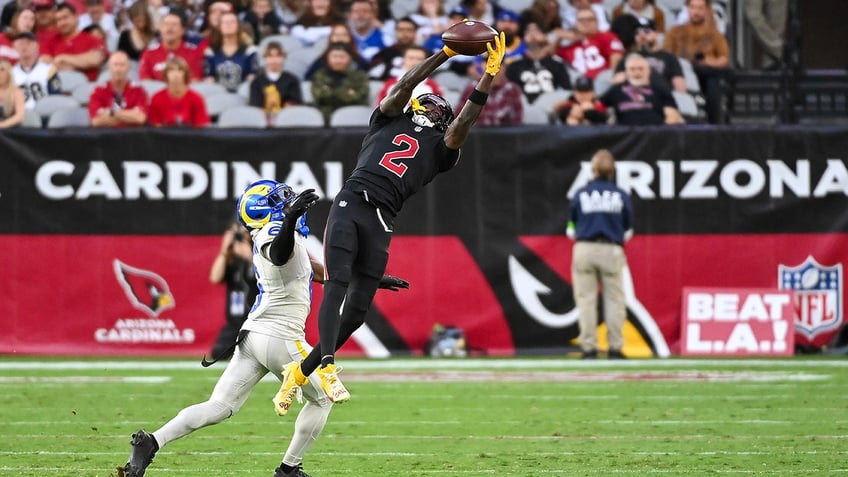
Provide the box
[379,134,419,177]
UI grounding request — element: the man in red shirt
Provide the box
[138,11,203,82]
[42,3,106,81]
[33,0,60,47]
[147,56,209,127]
[89,51,148,127]
[556,7,623,79]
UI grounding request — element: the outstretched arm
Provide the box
[268,189,319,265]
[379,46,457,117]
[444,32,505,150]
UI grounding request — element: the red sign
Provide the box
[680,288,795,356]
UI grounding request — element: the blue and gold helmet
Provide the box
[236,179,295,230]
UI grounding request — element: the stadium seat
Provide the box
[328,105,372,127]
[257,34,304,59]
[300,80,313,105]
[141,79,166,97]
[522,105,551,125]
[368,80,383,107]
[442,90,461,111]
[47,106,91,128]
[216,105,267,128]
[21,108,42,128]
[191,82,228,98]
[274,105,325,127]
[236,80,251,99]
[532,89,573,114]
[57,70,89,94]
[34,95,80,120]
[205,92,247,117]
[672,91,699,119]
[434,71,469,92]
[72,82,97,106]
[678,57,702,94]
[593,69,615,96]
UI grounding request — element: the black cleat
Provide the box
[273,464,313,477]
[580,350,597,360]
[608,349,626,359]
[124,429,158,477]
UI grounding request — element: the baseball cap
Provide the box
[636,16,656,31]
[574,76,593,92]
[12,31,37,41]
[32,0,55,9]
[448,6,467,17]
[496,9,519,23]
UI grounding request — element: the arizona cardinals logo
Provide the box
[113,259,175,317]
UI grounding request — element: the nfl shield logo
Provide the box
[778,256,843,348]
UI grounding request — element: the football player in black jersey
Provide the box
[272,31,508,407]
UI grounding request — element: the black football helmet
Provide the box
[405,93,454,132]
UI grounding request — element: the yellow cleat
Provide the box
[272,362,308,416]
[316,363,351,403]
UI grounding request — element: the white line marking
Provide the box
[0,376,170,383]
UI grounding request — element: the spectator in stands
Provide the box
[456,63,523,126]
[554,75,607,125]
[562,0,609,32]
[78,0,119,51]
[310,42,368,122]
[611,0,665,33]
[744,0,787,70]
[555,7,623,80]
[290,0,345,47]
[148,56,210,126]
[0,59,26,128]
[674,0,726,35]
[42,3,107,81]
[506,21,571,104]
[460,0,502,27]
[11,31,61,109]
[1,8,37,63]
[32,0,59,46]
[464,9,524,79]
[374,45,441,105]
[601,53,683,125]
[303,22,368,80]
[422,5,465,54]
[275,0,307,31]
[139,10,204,81]
[409,0,449,46]
[663,0,729,123]
[249,41,302,123]
[197,1,234,46]
[368,16,417,81]
[519,0,563,34]
[0,0,31,32]
[243,0,283,44]
[613,17,684,92]
[204,11,257,92]
[89,50,148,127]
[116,0,155,61]
[347,0,386,62]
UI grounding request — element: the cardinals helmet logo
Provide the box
[113,259,176,317]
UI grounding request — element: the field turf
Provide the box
[0,357,846,476]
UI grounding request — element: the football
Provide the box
[442,20,499,56]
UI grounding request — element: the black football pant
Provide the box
[302,187,393,375]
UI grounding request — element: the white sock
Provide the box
[282,400,331,466]
[153,399,232,448]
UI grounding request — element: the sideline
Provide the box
[0,358,846,371]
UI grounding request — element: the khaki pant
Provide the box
[572,242,626,352]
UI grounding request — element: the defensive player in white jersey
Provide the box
[123,180,329,477]
[10,32,60,109]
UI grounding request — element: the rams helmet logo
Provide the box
[237,179,295,230]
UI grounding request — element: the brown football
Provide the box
[442,20,499,56]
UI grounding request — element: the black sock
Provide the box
[320,355,335,368]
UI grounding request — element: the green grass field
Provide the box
[1,357,846,476]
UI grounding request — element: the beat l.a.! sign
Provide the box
[681,288,795,356]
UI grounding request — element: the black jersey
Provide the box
[346,108,460,216]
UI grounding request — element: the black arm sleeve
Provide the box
[268,217,298,266]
